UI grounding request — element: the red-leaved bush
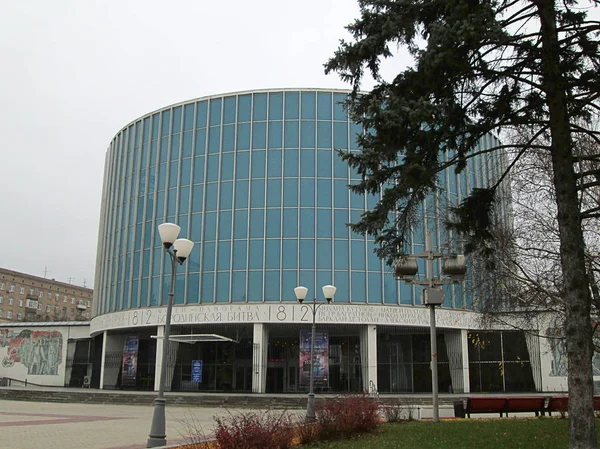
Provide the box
[315,394,381,439]
[213,410,295,449]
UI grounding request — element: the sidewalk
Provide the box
[0,399,262,449]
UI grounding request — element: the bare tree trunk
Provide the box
[536,1,597,447]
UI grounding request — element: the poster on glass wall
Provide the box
[121,335,139,387]
[299,330,329,387]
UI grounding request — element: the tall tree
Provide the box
[326,1,600,447]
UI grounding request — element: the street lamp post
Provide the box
[394,229,466,423]
[147,223,194,448]
[294,285,336,423]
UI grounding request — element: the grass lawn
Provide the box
[302,418,600,449]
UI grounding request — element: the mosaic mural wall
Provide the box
[0,328,63,375]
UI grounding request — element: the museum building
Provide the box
[89,88,543,395]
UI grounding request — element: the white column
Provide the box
[153,326,164,391]
[252,323,269,393]
[99,331,108,390]
[366,325,378,393]
[461,329,471,393]
[102,333,126,389]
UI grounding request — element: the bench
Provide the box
[460,397,546,418]
[465,397,508,417]
[506,397,546,416]
[546,396,600,416]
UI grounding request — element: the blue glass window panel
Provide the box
[253,93,267,121]
[350,123,362,150]
[367,242,380,271]
[250,179,265,208]
[333,122,348,149]
[178,220,188,240]
[317,93,332,120]
[159,137,169,164]
[190,213,203,242]
[316,209,332,238]
[149,141,158,167]
[316,180,332,208]
[196,101,208,128]
[368,273,382,304]
[252,122,267,149]
[250,209,264,238]
[152,113,160,139]
[223,96,236,124]
[232,272,247,302]
[299,239,315,268]
[202,241,216,271]
[266,179,282,207]
[208,127,221,153]
[136,196,145,223]
[282,208,298,238]
[350,210,363,239]
[248,240,264,269]
[209,99,222,126]
[151,277,161,306]
[383,274,397,304]
[201,273,215,303]
[299,209,315,238]
[235,180,249,208]
[264,271,280,301]
[191,185,203,214]
[235,151,250,180]
[350,189,364,209]
[442,284,453,308]
[157,164,167,190]
[268,121,283,149]
[207,155,219,182]
[267,149,282,178]
[266,209,281,238]
[143,118,151,143]
[218,210,232,239]
[161,110,171,135]
[152,247,162,275]
[284,121,299,148]
[282,240,298,269]
[174,275,186,305]
[334,240,349,270]
[222,125,235,152]
[187,274,199,303]
[317,122,332,148]
[237,123,250,150]
[351,273,366,303]
[284,149,299,177]
[269,92,283,120]
[301,92,316,119]
[145,195,155,221]
[238,95,251,122]
[300,121,315,147]
[221,153,234,181]
[300,179,315,207]
[351,240,366,270]
[220,182,233,210]
[184,104,195,131]
[140,278,149,307]
[281,270,297,295]
[334,210,348,238]
[317,150,332,178]
[265,239,280,269]
[300,149,315,177]
[413,217,425,247]
[172,106,182,133]
[248,271,263,302]
[400,282,413,305]
[333,154,347,178]
[233,210,248,239]
[299,270,314,293]
[182,132,193,158]
[333,93,348,121]
[217,241,231,271]
[317,240,332,269]
[179,186,190,215]
[169,161,179,188]
[334,180,349,208]
[133,251,141,276]
[204,212,217,241]
[194,129,207,157]
[233,240,247,270]
[283,179,298,206]
[180,159,191,186]
[366,193,379,209]
[193,157,205,185]
[285,92,299,119]
[454,285,464,308]
[317,271,334,294]
[205,183,218,211]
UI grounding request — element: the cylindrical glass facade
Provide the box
[94,89,504,316]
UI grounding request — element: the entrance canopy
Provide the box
[151,334,238,344]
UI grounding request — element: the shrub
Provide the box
[382,398,417,422]
[315,394,381,440]
[294,416,321,445]
[213,409,295,449]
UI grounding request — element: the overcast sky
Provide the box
[0,0,411,288]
